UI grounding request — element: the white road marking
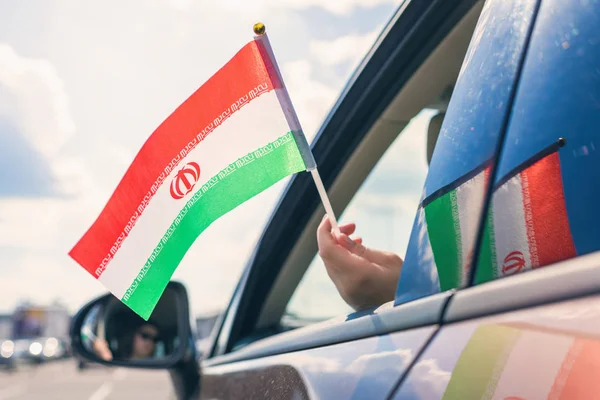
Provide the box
[88,382,113,400]
[0,384,26,400]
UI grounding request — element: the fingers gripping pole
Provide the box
[311,168,339,234]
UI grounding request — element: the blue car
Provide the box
[70,0,600,398]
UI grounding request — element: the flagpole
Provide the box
[253,23,340,234]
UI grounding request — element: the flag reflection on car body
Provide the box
[441,323,600,399]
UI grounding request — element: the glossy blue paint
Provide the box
[391,295,600,399]
[422,0,538,198]
[201,326,436,400]
[396,0,539,304]
[495,0,600,256]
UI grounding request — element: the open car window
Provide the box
[216,1,491,355]
[284,109,434,323]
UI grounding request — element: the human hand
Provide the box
[317,215,403,311]
[93,338,113,361]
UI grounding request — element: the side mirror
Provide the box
[70,281,193,368]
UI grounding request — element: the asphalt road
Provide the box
[0,359,175,400]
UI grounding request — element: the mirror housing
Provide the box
[70,281,193,369]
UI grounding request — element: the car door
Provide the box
[390,0,600,398]
[197,0,526,398]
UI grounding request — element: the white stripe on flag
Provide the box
[490,174,533,278]
[456,169,486,283]
[99,91,290,297]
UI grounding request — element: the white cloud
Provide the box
[310,31,379,67]
[282,60,340,140]
[0,44,100,201]
[221,0,398,16]
[287,352,343,374]
[162,0,398,16]
[0,45,125,313]
[284,0,398,15]
[283,346,413,399]
[409,358,452,398]
[0,44,75,158]
[0,252,106,313]
[347,348,412,374]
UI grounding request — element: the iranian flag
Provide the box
[476,145,576,283]
[70,28,314,319]
[423,165,491,291]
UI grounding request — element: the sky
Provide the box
[0,0,430,318]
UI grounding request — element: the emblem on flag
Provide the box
[477,138,575,283]
[501,250,526,276]
[170,162,201,200]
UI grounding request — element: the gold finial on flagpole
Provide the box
[253,22,266,35]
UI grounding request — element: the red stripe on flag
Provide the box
[550,338,600,399]
[521,152,576,268]
[70,40,278,278]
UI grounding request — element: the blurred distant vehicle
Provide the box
[0,339,16,371]
[11,304,71,342]
[11,338,43,364]
[0,314,11,339]
[6,336,69,366]
[39,337,69,361]
[4,303,72,367]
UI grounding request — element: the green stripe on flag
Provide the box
[122,132,305,319]
[475,210,497,284]
[442,325,521,400]
[424,190,462,291]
